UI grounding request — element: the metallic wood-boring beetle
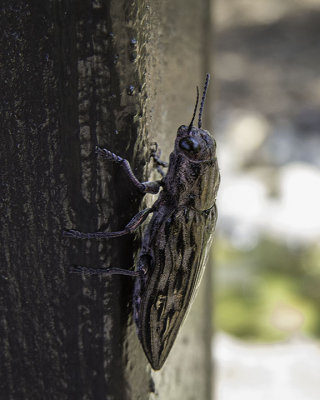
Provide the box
[64,74,220,370]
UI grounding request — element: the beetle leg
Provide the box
[154,165,167,178]
[63,207,153,239]
[69,265,140,277]
[96,146,161,194]
[150,142,168,177]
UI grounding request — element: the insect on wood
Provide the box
[63,74,220,370]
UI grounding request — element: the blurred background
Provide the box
[212,0,320,399]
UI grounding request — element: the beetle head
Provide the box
[175,74,216,162]
[176,125,216,162]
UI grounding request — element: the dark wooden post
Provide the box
[1,1,213,398]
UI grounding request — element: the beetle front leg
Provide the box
[96,146,162,194]
[63,207,153,239]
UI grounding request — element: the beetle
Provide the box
[63,74,220,370]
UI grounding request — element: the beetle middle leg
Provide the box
[64,208,154,275]
[63,207,153,239]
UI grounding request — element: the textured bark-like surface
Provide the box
[1,0,213,399]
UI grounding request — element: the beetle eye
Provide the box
[179,137,201,153]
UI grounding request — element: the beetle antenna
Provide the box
[198,73,210,129]
[188,86,199,132]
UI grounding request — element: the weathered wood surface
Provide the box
[1,1,213,399]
